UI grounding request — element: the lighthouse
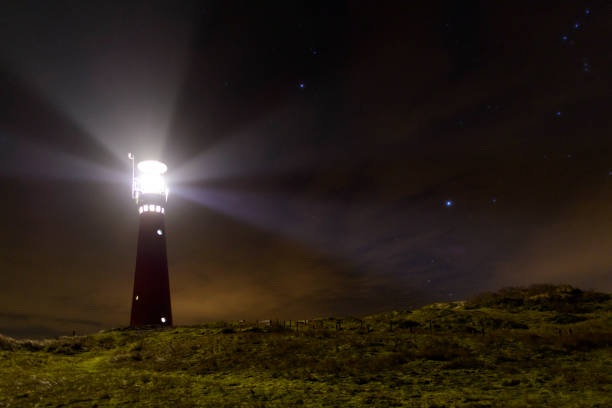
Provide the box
[128,154,173,326]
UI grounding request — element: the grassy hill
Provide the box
[0,284,611,407]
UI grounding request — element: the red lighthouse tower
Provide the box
[128,154,173,326]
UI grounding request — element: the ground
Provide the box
[0,285,610,407]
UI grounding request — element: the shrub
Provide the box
[417,338,473,362]
[556,331,612,352]
[549,314,587,325]
[465,285,610,313]
[0,334,16,351]
[443,355,485,369]
[397,320,420,330]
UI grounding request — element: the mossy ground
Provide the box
[1,285,611,407]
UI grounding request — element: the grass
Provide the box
[0,285,611,407]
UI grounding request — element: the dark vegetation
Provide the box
[0,285,610,407]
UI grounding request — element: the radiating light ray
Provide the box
[172,185,469,284]
[0,4,199,163]
[0,135,125,184]
[169,107,321,185]
[20,62,188,163]
[174,185,309,239]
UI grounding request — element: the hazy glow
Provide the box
[134,160,168,195]
[0,3,201,164]
[138,160,167,174]
[161,317,166,323]
[168,108,305,185]
[0,136,125,184]
[139,173,165,194]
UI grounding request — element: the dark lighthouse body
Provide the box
[129,156,173,326]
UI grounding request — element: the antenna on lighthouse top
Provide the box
[128,152,136,200]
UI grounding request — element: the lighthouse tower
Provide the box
[128,154,173,326]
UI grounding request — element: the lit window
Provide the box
[156,205,161,212]
[138,207,143,214]
[144,204,149,212]
[161,208,165,214]
[156,229,163,236]
[161,317,166,323]
[135,295,139,301]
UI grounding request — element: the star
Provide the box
[561,35,568,41]
[556,111,562,117]
[491,198,497,204]
[298,81,305,89]
[445,200,453,207]
[585,9,591,15]
[574,23,581,30]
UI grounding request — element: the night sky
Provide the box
[1,1,611,338]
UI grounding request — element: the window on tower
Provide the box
[156,205,161,212]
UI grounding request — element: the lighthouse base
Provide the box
[130,212,173,326]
